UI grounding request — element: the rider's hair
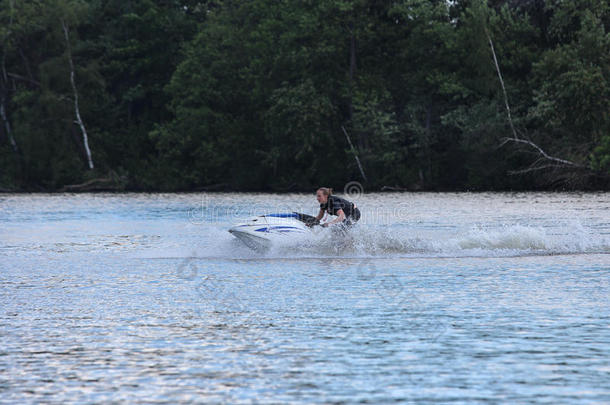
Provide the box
[317,187,333,196]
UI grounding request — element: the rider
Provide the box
[314,187,360,228]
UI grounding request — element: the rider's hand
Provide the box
[321,223,328,228]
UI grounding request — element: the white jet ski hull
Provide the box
[228,228,274,251]
[228,213,319,251]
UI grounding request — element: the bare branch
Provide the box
[7,72,40,87]
[508,164,566,175]
[503,137,581,167]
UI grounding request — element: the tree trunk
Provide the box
[485,28,517,140]
[349,26,356,81]
[424,105,432,185]
[342,125,367,182]
[18,47,34,84]
[0,95,18,154]
[486,27,582,172]
[61,18,94,170]
[0,0,19,155]
[348,23,363,150]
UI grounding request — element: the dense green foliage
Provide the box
[0,0,608,191]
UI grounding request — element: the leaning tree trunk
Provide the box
[485,27,582,174]
[61,18,94,170]
[347,22,363,150]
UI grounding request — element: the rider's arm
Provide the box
[315,208,324,221]
[324,209,345,226]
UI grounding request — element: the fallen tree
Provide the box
[485,27,585,176]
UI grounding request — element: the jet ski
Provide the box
[229,212,321,251]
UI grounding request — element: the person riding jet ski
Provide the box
[313,187,361,228]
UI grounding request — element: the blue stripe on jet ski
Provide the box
[254,226,302,232]
[265,213,298,218]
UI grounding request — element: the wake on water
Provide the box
[211,221,610,259]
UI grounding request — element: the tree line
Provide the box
[0,0,608,192]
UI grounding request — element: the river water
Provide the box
[1,192,609,403]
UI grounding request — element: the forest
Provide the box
[0,0,609,192]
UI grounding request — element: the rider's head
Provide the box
[316,187,332,204]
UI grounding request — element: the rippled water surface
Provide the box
[1,192,609,403]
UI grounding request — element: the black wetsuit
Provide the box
[320,195,361,226]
